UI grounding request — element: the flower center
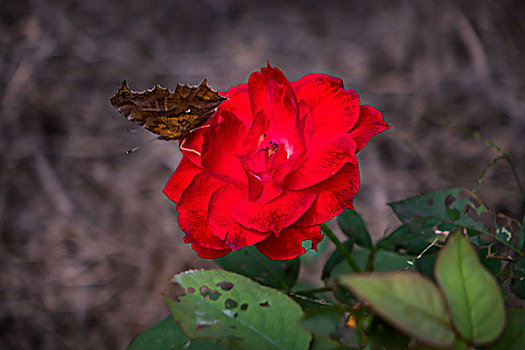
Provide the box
[258,133,293,160]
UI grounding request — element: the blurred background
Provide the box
[1,0,524,348]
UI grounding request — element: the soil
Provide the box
[1,0,524,348]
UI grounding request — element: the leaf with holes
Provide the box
[338,271,455,348]
[165,269,311,350]
[214,246,300,290]
[435,229,505,344]
[388,189,521,244]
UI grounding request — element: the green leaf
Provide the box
[214,246,300,290]
[330,248,414,277]
[127,316,226,350]
[328,280,355,305]
[337,209,372,248]
[301,306,345,350]
[486,307,525,350]
[478,247,502,277]
[290,295,333,313]
[515,256,525,270]
[165,269,311,350]
[338,271,455,348]
[322,240,354,280]
[435,230,505,344]
[511,280,525,299]
[388,188,482,231]
[388,189,522,251]
[377,223,438,254]
[512,257,525,299]
[309,335,344,350]
[301,305,344,336]
[372,249,414,272]
[413,338,469,350]
[510,270,525,299]
[415,249,439,280]
[518,217,525,249]
[367,318,410,350]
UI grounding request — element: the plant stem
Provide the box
[365,247,376,272]
[295,287,331,295]
[473,155,505,193]
[321,223,361,273]
[426,116,525,201]
[481,231,525,257]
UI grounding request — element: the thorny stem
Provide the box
[295,287,331,295]
[321,223,361,273]
[426,117,525,202]
[473,155,505,193]
[287,292,334,307]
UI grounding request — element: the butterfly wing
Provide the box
[110,80,226,140]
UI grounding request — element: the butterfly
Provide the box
[110,79,226,140]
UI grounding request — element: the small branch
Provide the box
[365,247,376,272]
[287,292,334,307]
[321,223,361,273]
[473,156,505,193]
[482,231,524,257]
[426,117,525,202]
[295,287,331,295]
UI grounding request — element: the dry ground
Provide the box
[1,0,524,349]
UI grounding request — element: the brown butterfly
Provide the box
[110,80,226,140]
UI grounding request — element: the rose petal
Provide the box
[256,225,323,260]
[299,100,314,147]
[190,243,231,259]
[265,81,305,154]
[350,105,391,152]
[231,187,318,233]
[252,180,283,204]
[163,157,202,203]
[248,63,296,117]
[220,84,253,127]
[201,110,247,185]
[179,124,205,168]
[177,172,230,250]
[251,148,303,204]
[285,133,357,190]
[293,74,360,138]
[296,162,360,226]
[241,110,270,154]
[248,66,306,161]
[238,142,301,204]
[208,185,270,250]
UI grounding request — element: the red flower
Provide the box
[163,64,390,260]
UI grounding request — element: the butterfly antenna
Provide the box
[189,123,211,134]
[126,136,162,154]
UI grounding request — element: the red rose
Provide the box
[163,64,390,260]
